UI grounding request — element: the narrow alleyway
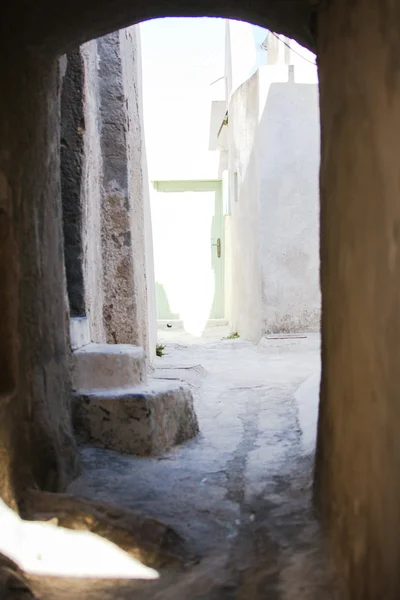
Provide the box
[60,329,338,599]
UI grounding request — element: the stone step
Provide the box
[71,343,147,391]
[72,379,199,456]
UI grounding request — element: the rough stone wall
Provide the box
[61,49,86,317]
[61,27,153,353]
[61,42,106,341]
[0,48,78,507]
[96,28,149,350]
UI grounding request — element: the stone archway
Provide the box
[0,0,318,508]
[1,1,400,598]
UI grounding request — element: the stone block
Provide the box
[71,343,146,391]
[73,380,199,455]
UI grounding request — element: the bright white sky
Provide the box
[140,17,268,89]
[139,17,271,181]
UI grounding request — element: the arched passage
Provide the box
[1,1,400,599]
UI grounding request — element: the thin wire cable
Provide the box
[210,76,225,86]
[268,32,317,66]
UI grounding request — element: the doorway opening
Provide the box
[140,17,320,346]
[152,179,225,337]
[56,15,329,600]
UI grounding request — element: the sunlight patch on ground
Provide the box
[0,500,159,580]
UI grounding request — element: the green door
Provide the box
[151,180,224,334]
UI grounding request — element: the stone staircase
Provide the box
[70,339,199,456]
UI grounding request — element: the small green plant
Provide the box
[156,343,166,357]
[222,332,240,340]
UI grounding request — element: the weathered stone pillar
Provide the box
[61,28,154,356]
[97,27,149,350]
[315,2,400,598]
[64,40,106,344]
[0,48,78,506]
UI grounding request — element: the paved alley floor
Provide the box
[61,330,338,599]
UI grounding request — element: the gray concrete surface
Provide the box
[65,329,337,599]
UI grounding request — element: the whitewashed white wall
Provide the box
[226,34,321,339]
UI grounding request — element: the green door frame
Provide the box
[151,179,225,320]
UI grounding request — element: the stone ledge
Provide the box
[71,343,147,390]
[72,380,199,455]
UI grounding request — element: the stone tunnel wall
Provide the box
[4,2,400,599]
[314,2,400,599]
[0,48,79,507]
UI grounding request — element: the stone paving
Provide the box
[22,328,338,599]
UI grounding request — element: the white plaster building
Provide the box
[221,24,321,341]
